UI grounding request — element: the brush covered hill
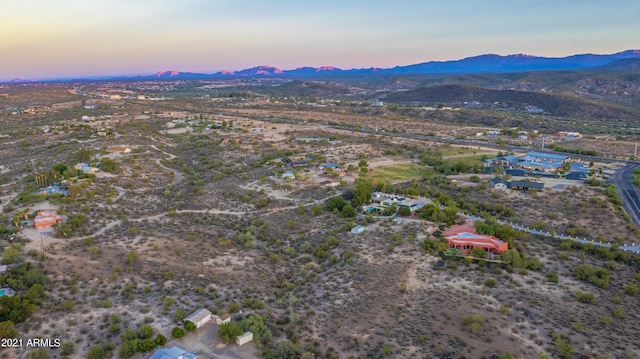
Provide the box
[250,80,354,97]
[384,83,640,119]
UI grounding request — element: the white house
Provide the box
[236,331,254,346]
[184,308,212,329]
[75,163,99,174]
[282,171,295,179]
[351,225,364,234]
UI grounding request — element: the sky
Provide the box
[1,0,639,80]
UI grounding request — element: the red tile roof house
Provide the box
[441,219,508,255]
[34,210,62,230]
[445,232,508,254]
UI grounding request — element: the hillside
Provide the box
[384,84,640,119]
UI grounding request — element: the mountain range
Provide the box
[6,50,640,83]
[145,50,640,80]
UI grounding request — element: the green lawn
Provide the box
[441,155,489,166]
[436,146,496,157]
[364,163,435,183]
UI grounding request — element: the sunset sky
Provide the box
[1,0,639,80]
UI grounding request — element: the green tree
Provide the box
[155,333,168,346]
[218,322,243,344]
[471,247,486,258]
[341,204,356,218]
[137,339,157,352]
[325,196,347,211]
[174,308,187,322]
[75,148,94,163]
[118,340,138,358]
[172,327,185,338]
[351,179,372,207]
[138,324,154,339]
[1,247,22,264]
[185,321,196,331]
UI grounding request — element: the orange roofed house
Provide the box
[34,210,62,230]
[445,232,508,254]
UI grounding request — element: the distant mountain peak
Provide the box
[9,78,36,83]
[316,66,340,71]
[154,70,181,77]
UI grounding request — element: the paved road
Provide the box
[610,162,640,230]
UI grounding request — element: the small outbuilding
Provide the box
[216,313,231,325]
[184,308,212,329]
[351,225,364,234]
[490,177,509,190]
[282,171,295,179]
[236,331,254,346]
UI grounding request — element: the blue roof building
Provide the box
[149,346,198,359]
[524,151,569,161]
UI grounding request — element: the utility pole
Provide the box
[635,143,637,159]
[199,252,205,277]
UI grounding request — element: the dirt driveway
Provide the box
[170,322,258,359]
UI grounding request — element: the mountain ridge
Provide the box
[5,50,640,83]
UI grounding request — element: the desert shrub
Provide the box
[25,349,49,359]
[61,341,75,356]
[86,345,107,359]
[484,278,497,287]
[461,313,484,333]
[229,302,240,313]
[554,336,574,359]
[575,290,597,304]
[574,264,610,288]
